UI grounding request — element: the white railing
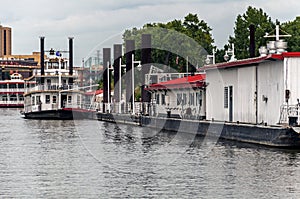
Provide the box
[0,100,24,105]
[0,88,25,93]
[279,104,300,124]
[25,84,79,93]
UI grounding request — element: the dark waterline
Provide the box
[0,108,300,198]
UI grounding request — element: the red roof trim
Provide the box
[146,74,206,90]
[85,89,103,96]
[201,54,283,71]
[281,52,300,57]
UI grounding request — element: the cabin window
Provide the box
[77,95,80,105]
[32,96,35,105]
[45,95,50,104]
[19,94,24,101]
[177,93,182,105]
[0,84,7,89]
[18,84,24,89]
[68,96,72,104]
[189,93,195,106]
[9,84,16,89]
[196,92,203,106]
[10,95,17,101]
[36,96,41,104]
[61,61,65,69]
[224,87,229,108]
[156,94,160,105]
[182,93,187,105]
[53,96,57,104]
[161,94,166,105]
[51,62,59,69]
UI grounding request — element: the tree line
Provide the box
[123,6,300,72]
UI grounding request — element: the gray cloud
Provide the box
[1,0,299,65]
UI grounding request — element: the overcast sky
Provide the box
[1,0,299,65]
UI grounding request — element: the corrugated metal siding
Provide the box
[257,62,284,125]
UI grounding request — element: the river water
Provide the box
[1,108,300,198]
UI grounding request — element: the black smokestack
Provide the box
[113,44,122,103]
[141,34,152,103]
[40,36,45,84]
[249,24,256,58]
[103,48,111,108]
[69,37,74,84]
[125,40,135,110]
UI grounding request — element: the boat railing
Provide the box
[0,88,25,92]
[0,100,24,104]
[64,102,93,109]
[279,104,300,124]
[25,84,79,93]
[98,102,147,115]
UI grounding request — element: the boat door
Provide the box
[61,94,67,108]
[229,86,233,122]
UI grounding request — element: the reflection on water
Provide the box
[0,109,300,198]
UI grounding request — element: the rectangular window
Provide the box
[68,96,72,103]
[161,94,166,105]
[177,93,182,105]
[45,95,50,104]
[189,93,194,106]
[224,87,228,108]
[182,93,187,105]
[36,96,41,104]
[156,94,160,105]
[52,96,57,104]
[77,95,80,105]
[32,96,35,105]
[196,92,202,106]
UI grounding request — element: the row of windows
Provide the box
[0,94,24,101]
[177,92,202,106]
[0,84,24,89]
[46,62,67,69]
[31,95,80,105]
[154,92,203,106]
[32,95,57,105]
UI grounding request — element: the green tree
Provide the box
[228,6,275,60]
[281,16,300,52]
[122,13,215,72]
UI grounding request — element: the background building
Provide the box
[0,25,12,56]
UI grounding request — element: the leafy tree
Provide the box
[228,6,275,60]
[281,16,300,52]
[122,13,215,72]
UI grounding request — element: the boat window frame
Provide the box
[45,95,50,104]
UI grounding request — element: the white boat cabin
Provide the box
[203,52,300,126]
[146,74,206,119]
[24,55,83,113]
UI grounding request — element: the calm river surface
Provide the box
[1,108,300,198]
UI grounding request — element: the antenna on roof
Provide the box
[260,25,291,55]
[264,25,291,40]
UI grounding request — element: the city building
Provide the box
[0,25,12,56]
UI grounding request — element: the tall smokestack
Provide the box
[69,37,74,84]
[40,36,45,84]
[125,40,135,110]
[249,24,256,58]
[141,34,152,104]
[113,44,122,103]
[103,48,111,109]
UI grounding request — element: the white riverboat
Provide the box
[0,73,31,107]
[23,38,95,119]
